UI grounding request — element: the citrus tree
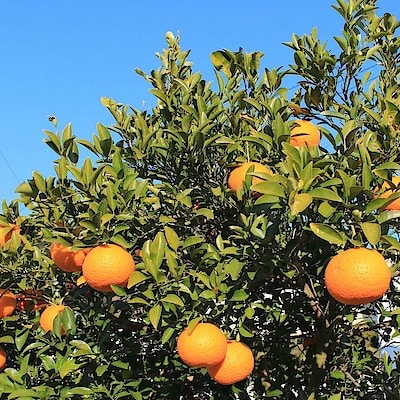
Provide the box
[1,0,400,398]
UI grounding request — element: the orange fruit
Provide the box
[39,304,67,334]
[0,224,21,248]
[0,289,16,318]
[50,242,91,272]
[82,243,135,292]
[177,322,227,368]
[227,162,272,193]
[324,247,391,305]
[207,340,254,385]
[290,120,320,147]
[0,346,6,370]
[379,176,400,211]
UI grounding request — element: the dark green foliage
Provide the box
[1,1,400,398]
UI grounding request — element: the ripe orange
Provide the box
[227,162,272,193]
[379,176,400,211]
[207,340,254,385]
[0,224,21,248]
[0,289,16,318]
[50,242,91,272]
[0,346,6,370]
[177,322,227,368]
[290,120,320,147]
[324,247,391,305]
[82,243,135,292]
[39,304,66,334]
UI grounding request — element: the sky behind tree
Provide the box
[0,0,397,203]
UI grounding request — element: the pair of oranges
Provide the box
[227,119,320,194]
[50,242,135,292]
[177,322,254,386]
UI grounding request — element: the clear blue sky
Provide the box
[0,1,398,204]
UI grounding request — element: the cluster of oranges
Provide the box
[177,322,254,385]
[40,242,136,335]
[0,118,397,382]
[0,241,136,369]
[227,119,320,195]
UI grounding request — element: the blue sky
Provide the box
[0,0,398,204]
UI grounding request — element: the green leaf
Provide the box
[70,340,92,353]
[33,171,47,193]
[318,201,336,218]
[210,50,233,78]
[290,193,313,215]
[363,105,381,123]
[381,235,400,250]
[199,289,216,299]
[60,307,76,334]
[110,284,127,296]
[243,97,262,111]
[224,259,244,280]
[307,188,342,202]
[266,389,284,398]
[110,234,131,249]
[150,232,166,269]
[161,327,175,344]
[195,207,214,219]
[96,364,108,377]
[374,162,400,171]
[161,294,184,307]
[187,317,202,334]
[15,181,35,196]
[59,359,83,379]
[376,210,400,224]
[142,240,160,282]
[8,389,40,399]
[127,271,148,288]
[330,371,346,380]
[309,223,346,245]
[252,181,286,197]
[148,304,162,329]
[165,226,180,251]
[360,222,381,245]
[111,360,129,369]
[0,335,14,344]
[183,236,204,248]
[238,325,254,338]
[62,387,94,396]
[230,289,249,301]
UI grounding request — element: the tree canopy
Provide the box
[1,0,400,398]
